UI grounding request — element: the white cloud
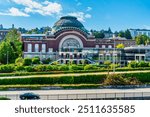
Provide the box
[11,0,62,16]
[11,0,42,9]
[68,12,92,22]
[87,7,92,11]
[0,7,29,17]
[85,14,92,18]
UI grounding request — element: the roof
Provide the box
[21,34,46,37]
[52,16,89,34]
[125,45,150,50]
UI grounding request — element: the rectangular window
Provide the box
[42,44,46,53]
[102,45,106,48]
[35,44,39,52]
[108,45,112,48]
[27,44,32,52]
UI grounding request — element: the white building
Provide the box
[129,29,150,38]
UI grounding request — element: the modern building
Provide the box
[124,45,150,62]
[129,29,150,38]
[22,16,136,65]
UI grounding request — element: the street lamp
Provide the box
[113,38,116,73]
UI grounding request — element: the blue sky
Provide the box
[0,0,150,31]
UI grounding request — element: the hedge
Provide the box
[0,75,106,85]
[0,72,150,85]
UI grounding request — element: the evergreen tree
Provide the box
[125,29,132,39]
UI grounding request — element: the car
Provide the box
[19,93,40,100]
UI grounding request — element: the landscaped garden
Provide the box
[1,56,150,90]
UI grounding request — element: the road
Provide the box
[0,70,150,79]
[0,88,150,100]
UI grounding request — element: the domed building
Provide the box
[22,16,135,65]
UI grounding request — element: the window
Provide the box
[102,45,106,48]
[42,44,46,52]
[35,44,39,52]
[95,45,99,48]
[108,45,112,48]
[49,48,53,52]
[27,44,32,52]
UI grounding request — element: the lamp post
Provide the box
[113,38,116,73]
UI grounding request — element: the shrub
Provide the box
[128,61,138,68]
[138,61,149,67]
[34,65,47,72]
[15,66,25,71]
[32,57,40,64]
[84,65,97,70]
[23,58,32,66]
[24,66,35,72]
[15,57,24,66]
[42,58,51,64]
[51,65,59,71]
[0,64,15,73]
[69,65,84,71]
[127,77,142,85]
[59,65,69,71]
[46,65,53,71]
[104,74,128,85]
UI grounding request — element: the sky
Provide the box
[0,0,150,31]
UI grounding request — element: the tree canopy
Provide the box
[116,44,125,49]
[118,29,132,39]
[0,29,22,64]
[135,35,150,45]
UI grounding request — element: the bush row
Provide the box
[1,64,150,74]
[0,72,150,85]
[0,64,102,73]
[0,75,106,85]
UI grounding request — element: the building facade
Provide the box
[22,16,136,65]
[129,29,150,38]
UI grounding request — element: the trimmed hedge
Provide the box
[124,72,150,83]
[0,64,15,73]
[0,75,106,85]
[0,72,150,85]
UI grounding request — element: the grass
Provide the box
[1,67,150,77]
[0,97,11,100]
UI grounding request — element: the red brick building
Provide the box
[22,16,136,64]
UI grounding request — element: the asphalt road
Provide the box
[0,88,150,100]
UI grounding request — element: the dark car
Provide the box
[19,93,40,100]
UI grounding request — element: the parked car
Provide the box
[19,93,40,100]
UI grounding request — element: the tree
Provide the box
[124,29,132,39]
[135,35,150,45]
[118,31,125,37]
[114,31,119,37]
[91,30,105,38]
[0,29,22,64]
[15,57,24,66]
[116,44,125,49]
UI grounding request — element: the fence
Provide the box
[1,92,150,100]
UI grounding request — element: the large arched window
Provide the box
[62,38,81,49]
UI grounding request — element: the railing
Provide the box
[1,92,150,100]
